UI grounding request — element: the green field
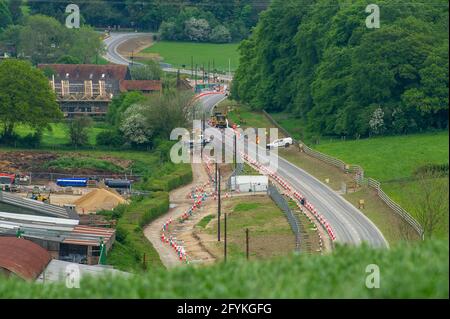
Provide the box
[143,41,240,72]
[14,122,108,146]
[1,239,447,298]
[202,196,296,261]
[314,132,449,182]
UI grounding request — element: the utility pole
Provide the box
[195,63,198,88]
[246,228,249,260]
[208,61,210,84]
[217,167,221,242]
[224,211,227,262]
[234,133,237,170]
[202,64,205,83]
[215,162,218,193]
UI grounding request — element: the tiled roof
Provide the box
[119,80,162,92]
[37,64,131,82]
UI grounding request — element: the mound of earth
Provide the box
[74,188,128,214]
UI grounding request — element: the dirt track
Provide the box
[143,162,217,269]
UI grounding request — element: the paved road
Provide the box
[198,94,389,248]
[103,33,387,249]
[103,32,233,81]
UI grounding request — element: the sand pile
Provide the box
[74,188,127,214]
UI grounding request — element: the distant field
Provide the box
[142,41,240,72]
[314,132,449,182]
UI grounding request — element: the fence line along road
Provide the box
[262,110,424,239]
[267,183,301,252]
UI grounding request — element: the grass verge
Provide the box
[1,239,447,298]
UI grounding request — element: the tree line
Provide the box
[0,1,103,65]
[26,0,269,42]
[231,0,449,138]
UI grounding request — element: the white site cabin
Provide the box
[230,175,269,193]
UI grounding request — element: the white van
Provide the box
[266,137,293,149]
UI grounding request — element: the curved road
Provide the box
[199,94,388,248]
[103,32,233,81]
[103,34,388,248]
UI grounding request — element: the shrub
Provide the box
[96,130,125,147]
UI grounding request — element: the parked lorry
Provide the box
[0,173,19,192]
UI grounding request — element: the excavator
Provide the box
[30,187,50,203]
[211,111,228,129]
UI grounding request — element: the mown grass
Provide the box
[142,41,240,72]
[14,122,108,147]
[1,239,447,298]
[204,196,295,260]
[314,131,449,182]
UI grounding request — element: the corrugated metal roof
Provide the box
[0,237,51,281]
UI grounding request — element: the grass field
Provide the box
[201,196,296,261]
[315,131,449,182]
[1,239,447,298]
[142,41,240,72]
[14,122,108,146]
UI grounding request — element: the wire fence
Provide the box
[27,172,143,183]
[227,162,244,190]
[262,110,424,239]
[267,183,301,252]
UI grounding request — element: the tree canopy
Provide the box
[0,14,104,64]
[231,0,449,138]
[0,59,62,137]
[28,0,270,42]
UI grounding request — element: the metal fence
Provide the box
[227,162,244,190]
[262,110,424,238]
[267,183,301,252]
[27,172,143,183]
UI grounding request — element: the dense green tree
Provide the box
[232,0,449,138]
[0,59,62,137]
[68,116,93,147]
[7,0,22,24]
[0,0,12,29]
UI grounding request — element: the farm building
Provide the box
[0,237,128,282]
[230,175,269,193]
[0,191,79,219]
[37,64,162,117]
[0,237,51,281]
[0,212,115,265]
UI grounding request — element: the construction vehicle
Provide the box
[30,186,50,203]
[0,173,19,192]
[211,112,228,129]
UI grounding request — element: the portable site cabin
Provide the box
[230,175,269,193]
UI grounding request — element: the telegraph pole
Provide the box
[224,211,227,262]
[234,133,237,170]
[195,63,198,87]
[191,56,194,79]
[217,167,221,242]
[208,61,210,84]
[246,228,249,260]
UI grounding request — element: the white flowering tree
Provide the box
[120,104,153,146]
[184,18,210,42]
[369,107,385,135]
